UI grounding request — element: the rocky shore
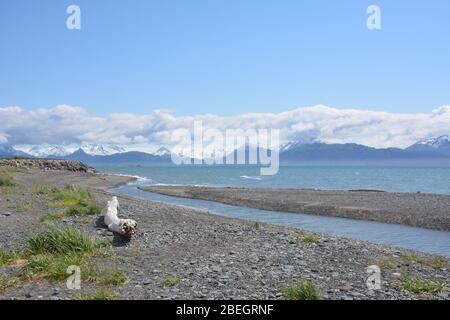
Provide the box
[0,158,95,173]
[0,168,448,300]
[141,185,450,231]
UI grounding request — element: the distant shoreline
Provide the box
[140,185,450,232]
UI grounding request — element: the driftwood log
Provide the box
[103,196,137,237]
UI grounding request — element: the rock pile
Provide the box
[0,158,95,173]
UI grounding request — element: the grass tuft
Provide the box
[0,176,15,187]
[0,275,17,294]
[47,185,101,217]
[161,276,180,287]
[0,167,20,175]
[19,253,84,281]
[64,202,101,216]
[18,228,116,284]
[281,280,320,300]
[3,226,122,287]
[79,218,92,225]
[50,185,93,204]
[49,199,80,207]
[402,277,446,295]
[33,184,58,196]
[15,202,32,213]
[83,265,127,286]
[39,212,66,224]
[401,254,448,269]
[378,260,396,269]
[297,234,320,244]
[0,250,20,266]
[27,227,100,255]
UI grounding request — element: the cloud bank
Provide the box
[1,104,450,150]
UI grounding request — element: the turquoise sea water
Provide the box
[96,165,450,195]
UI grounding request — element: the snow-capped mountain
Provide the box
[18,144,127,157]
[4,135,450,164]
[80,144,127,156]
[407,135,450,155]
[414,135,450,148]
[152,147,171,157]
[280,137,321,152]
[26,145,72,157]
[0,145,30,157]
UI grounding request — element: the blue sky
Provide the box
[1,0,450,117]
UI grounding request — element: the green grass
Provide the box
[0,250,19,266]
[33,184,58,196]
[16,227,122,286]
[48,199,80,207]
[39,186,100,226]
[401,254,448,269]
[39,212,66,224]
[50,185,93,204]
[161,276,180,287]
[47,185,101,217]
[402,277,446,295]
[82,265,127,286]
[19,228,102,281]
[20,254,125,284]
[27,227,100,255]
[79,218,92,225]
[15,202,32,213]
[0,176,15,187]
[378,260,396,270]
[64,202,101,216]
[0,187,13,196]
[0,167,19,175]
[19,253,84,281]
[297,234,320,244]
[281,280,321,300]
[73,287,117,300]
[0,275,17,294]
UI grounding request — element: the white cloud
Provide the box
[1,104,450,149]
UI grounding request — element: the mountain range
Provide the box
[1,136,450,165]
[18,144,127,157]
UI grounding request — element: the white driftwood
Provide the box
[104,196,137,237]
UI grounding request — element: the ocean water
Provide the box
[96,165,450,195]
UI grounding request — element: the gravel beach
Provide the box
[0,166,449,300]
[141,185,450,231]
